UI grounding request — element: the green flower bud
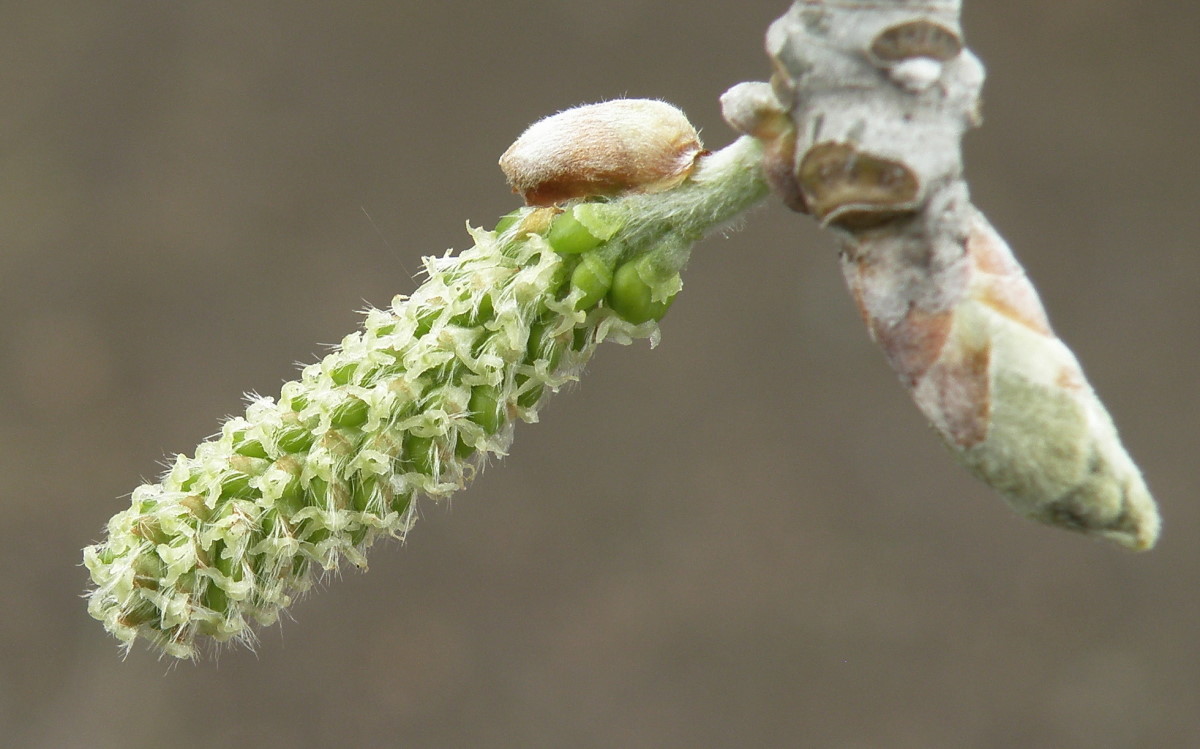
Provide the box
[609,258,677,324]
[571,252,615,310]
[276,425,314,454]
[547,207,604,255]
[468,385,504,435]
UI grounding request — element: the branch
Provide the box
[722,0,1159,550]
[83,0,1161,662]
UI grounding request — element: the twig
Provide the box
[722,0,1159,550]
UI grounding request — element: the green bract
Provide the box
[83,136,767,658]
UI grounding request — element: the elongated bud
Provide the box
[499,99,705,206]
[843,210,1160,550]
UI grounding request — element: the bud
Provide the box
[843,210,1160,550]
[499,99,705,206]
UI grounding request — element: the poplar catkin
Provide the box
[83,133,768,659]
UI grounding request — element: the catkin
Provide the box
[84,215,650,658]
[83,134,769,659]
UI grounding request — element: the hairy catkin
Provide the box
[83,134,769,659]
[84,214,651,658]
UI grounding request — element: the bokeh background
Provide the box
[2,1,1197,747]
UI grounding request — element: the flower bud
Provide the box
[499,99,704,206]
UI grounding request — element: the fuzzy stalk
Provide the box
[84,136,767,659]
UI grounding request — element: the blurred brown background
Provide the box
[2,1,1197,747]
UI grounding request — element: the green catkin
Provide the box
[84,136,767,659]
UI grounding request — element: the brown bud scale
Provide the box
[499,99,704,206]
